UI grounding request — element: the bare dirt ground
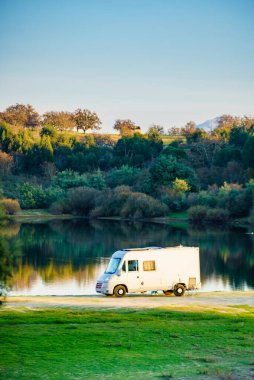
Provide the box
[2,291,254,313]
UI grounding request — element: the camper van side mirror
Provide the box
[116,268,121,276]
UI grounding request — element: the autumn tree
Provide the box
[42,111,75,131]
[73,109,101,133]
[113,119,141,136]
[0,103,40,128]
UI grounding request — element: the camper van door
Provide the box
[124,259,142,292]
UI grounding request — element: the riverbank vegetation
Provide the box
[0,307,253,379]
[1,104,254,225]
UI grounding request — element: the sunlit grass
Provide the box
[0,307,253,379]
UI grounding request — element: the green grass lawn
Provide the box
[0,308,253,380]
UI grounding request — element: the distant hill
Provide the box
[196,117,220,132]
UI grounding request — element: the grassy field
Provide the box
[0,307,253,380]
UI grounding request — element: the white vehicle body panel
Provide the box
[96,246,201,295]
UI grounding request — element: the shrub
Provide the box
[0,198,20,215]
[18,183,64,209]
[205,208,230,224]
[66,187,99,215]
[87,170,106,190]
[90,186,131,217]
[188,206,207,224]
[53,170,88,189]
[121,192,168,218]
[49,199,68,215]
[186,191,217,208]
[106,165,140,188]
[158,187,187,211]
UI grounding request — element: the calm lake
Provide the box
[1,219,254,295]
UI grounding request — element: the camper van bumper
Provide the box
[96,281,113,295]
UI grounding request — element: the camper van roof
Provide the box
[123,247,162,251]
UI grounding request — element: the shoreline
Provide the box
[8,211,252,226]
[2,291,254,312]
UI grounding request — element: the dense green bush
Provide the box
[65,187,99,215]
[90,186,131,217]
[121,192,168,218]
[18,183,64,209]
[188,206,207,224]
[188,205,230,225]
[53,170,88,189]
[106,165,140,188]
[150,155,199,191]
[0,198,20,215]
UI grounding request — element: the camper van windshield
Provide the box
[105,258,121,274]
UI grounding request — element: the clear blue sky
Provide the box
[1,0,254,132]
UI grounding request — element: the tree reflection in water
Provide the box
[0,219,253,294]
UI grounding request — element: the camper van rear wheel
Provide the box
[114,285,126,297]
[173,284,185,297]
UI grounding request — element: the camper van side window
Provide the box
[128,260,139,272]
[143,261,156,271]
[122,261,126,272]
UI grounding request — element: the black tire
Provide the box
[163,290,173,296]
[113,285,126,297]
[173,284,185,297]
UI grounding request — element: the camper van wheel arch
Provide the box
[113,285,127,297]
[163,290,173,296]
[173,283,185,297]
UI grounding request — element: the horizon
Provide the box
[1,0,254,132]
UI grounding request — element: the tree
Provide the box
[0,103,40,128]
[42,111,75,131]
[113,119,141,136]
[182,121,196,136]
[148,124,165,137]
[74,109,101,133]
[242,136,254,169]
[150,155,198,190]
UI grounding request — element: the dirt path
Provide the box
[2,291,254,313]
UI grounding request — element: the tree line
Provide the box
[0,104,254,224]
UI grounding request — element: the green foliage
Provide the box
[90,186,168,218]
[242,136,254,169]
[18,183,64,209]
[188,206,207,224]
[40,125,57,138]
[150,155,198,191]
[87,170,106,190]
[65,187,99,215]
[106,165,140,188]
[188,206,230,225]
[162,145,187,159]
[53,170,88,189]
[120,192,168,218]
[213,147,242,166]
[0,198,20,215]
[74,108,101,133]
[114,134,163,167]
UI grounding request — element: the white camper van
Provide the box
[96,246,201,297]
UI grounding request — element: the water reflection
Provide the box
[0,219,253,295]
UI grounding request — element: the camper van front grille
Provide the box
[96,282,102,289]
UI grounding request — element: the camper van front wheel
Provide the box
[173,284,185,297]
[113,285,126,297]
